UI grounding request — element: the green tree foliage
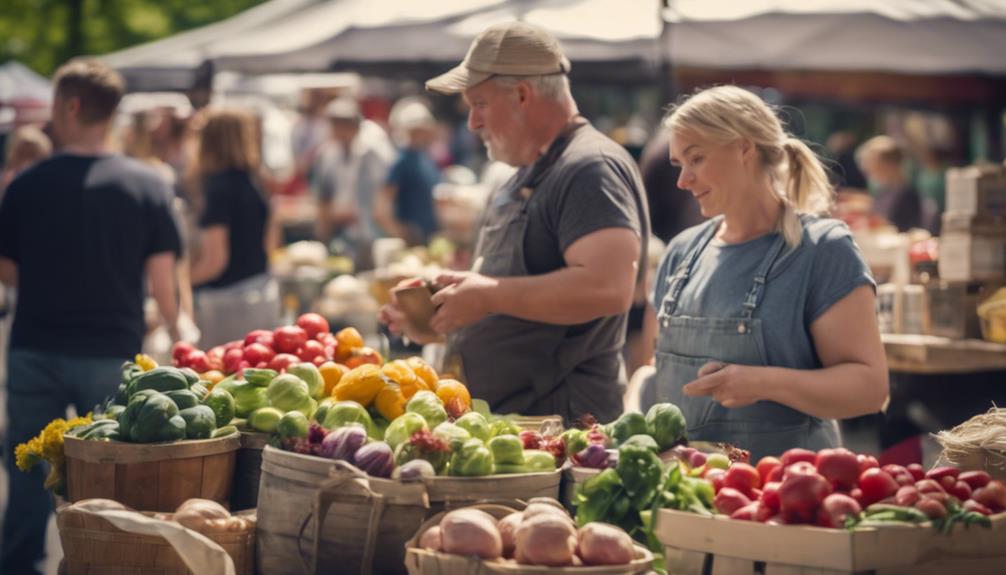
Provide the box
[0,0,265,76]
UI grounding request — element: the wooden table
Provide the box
[883,333,1006,374]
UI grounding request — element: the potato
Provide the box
[526,497,567,512]
[419,525,443,552]
[497,512,523,558]
[577,522,634,565]
[515,514,577,566]
[522,502,573,524]
[174,499,230,532]
[76,499,130,512]
[440,509,502,559]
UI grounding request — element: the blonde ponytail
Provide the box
[779,137,834,246]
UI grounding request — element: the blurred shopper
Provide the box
[0,59,182,575]
[375,98,441,245]
[123,110,197,328]
[190,109,280,348]
[380,22,649,423]
[0,125,52,201]
[856,135,935,233]
[649,86,888,461]
[825,130,867,190]
[313,97,395,268]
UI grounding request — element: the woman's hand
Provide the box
[682,361,763,409]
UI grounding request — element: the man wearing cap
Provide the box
[380,22,649,424]
[313,96,395,266]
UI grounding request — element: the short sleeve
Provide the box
[199,174,232,228]
[806,225,875,324]
[385,154,405,187]
[0,180,20,262]
[146,181,182,257]
[554,157,639,254]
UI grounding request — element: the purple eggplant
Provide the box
[354,442,396,478]
[318,425,368,461]
[573,443,609,469]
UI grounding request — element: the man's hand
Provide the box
[429,271,499,334]
[682,362,763,409]
[378,278,442,344]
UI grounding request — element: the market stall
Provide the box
[14,307,1006,574]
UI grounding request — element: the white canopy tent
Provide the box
[101,0,1006,92]
[662,0,1006,74]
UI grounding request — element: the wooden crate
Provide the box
[63,435,240,512]
[938,214,1006,282]
[656,508,1006,575]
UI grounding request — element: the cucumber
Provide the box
[211,425,238,438]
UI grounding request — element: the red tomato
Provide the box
[243,342,276,366]
[244,329,274,347]
[915,497,947,520]
[850,488,864,506]
[207,345,226,361]
[924,466,960,482]
[815,493,861,528]
[704,468,727,493]
[959,470,991,490]
[268,353,300,373]
[972,480,1006,513]
[172,341,195,363]
[906,463,926,482]
[915,479,946,494]
[223,339,244,351]
[760,481,782,513]
[784,461,817,479]
[780,448,817,468]
[298,340,325,362]
[273,326,308,354]
[185,350,211,373]
[222,348,244,374]
[859,469,899,506]
[519,430,542,450]
[755,457,782,485]
[768,465,784,483]
[296,313,330,339]
[714,487,752,516]
[311,355,327,367]
[881,464,915,487]
[895,486,921,507]
[948,480,972,502]
[729,502,762,521]
[723,463,761,497]
[856,454,880,474]
[816,448,860,491]
[778,467,832,524]
[963,499,993,516]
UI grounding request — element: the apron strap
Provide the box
[659,217,721,319]
[739,231,789,325]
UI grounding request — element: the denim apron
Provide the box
[652,220,838,461]
[447,118,625,423]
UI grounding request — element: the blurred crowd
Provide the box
[0,80,959,364]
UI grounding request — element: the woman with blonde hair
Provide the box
[190,109,279,347]
[647,86,888,460]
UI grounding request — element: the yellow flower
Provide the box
[15,439,42,472]
[135,354,158,371]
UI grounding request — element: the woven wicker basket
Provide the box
[56,506,255,575]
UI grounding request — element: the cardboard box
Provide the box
[655,508,1006,575]
[923,280,1006,339]
[938,234,1006,282]
[945,165,1006,217]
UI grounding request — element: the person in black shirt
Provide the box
[189,109,279,348]
[0,59,181,575]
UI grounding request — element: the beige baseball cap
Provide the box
[426,21,571,95]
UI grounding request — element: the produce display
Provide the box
[690,446,1002,533]
[68,355,238,443]
[416,498,641,567]
[564,404,689,470]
